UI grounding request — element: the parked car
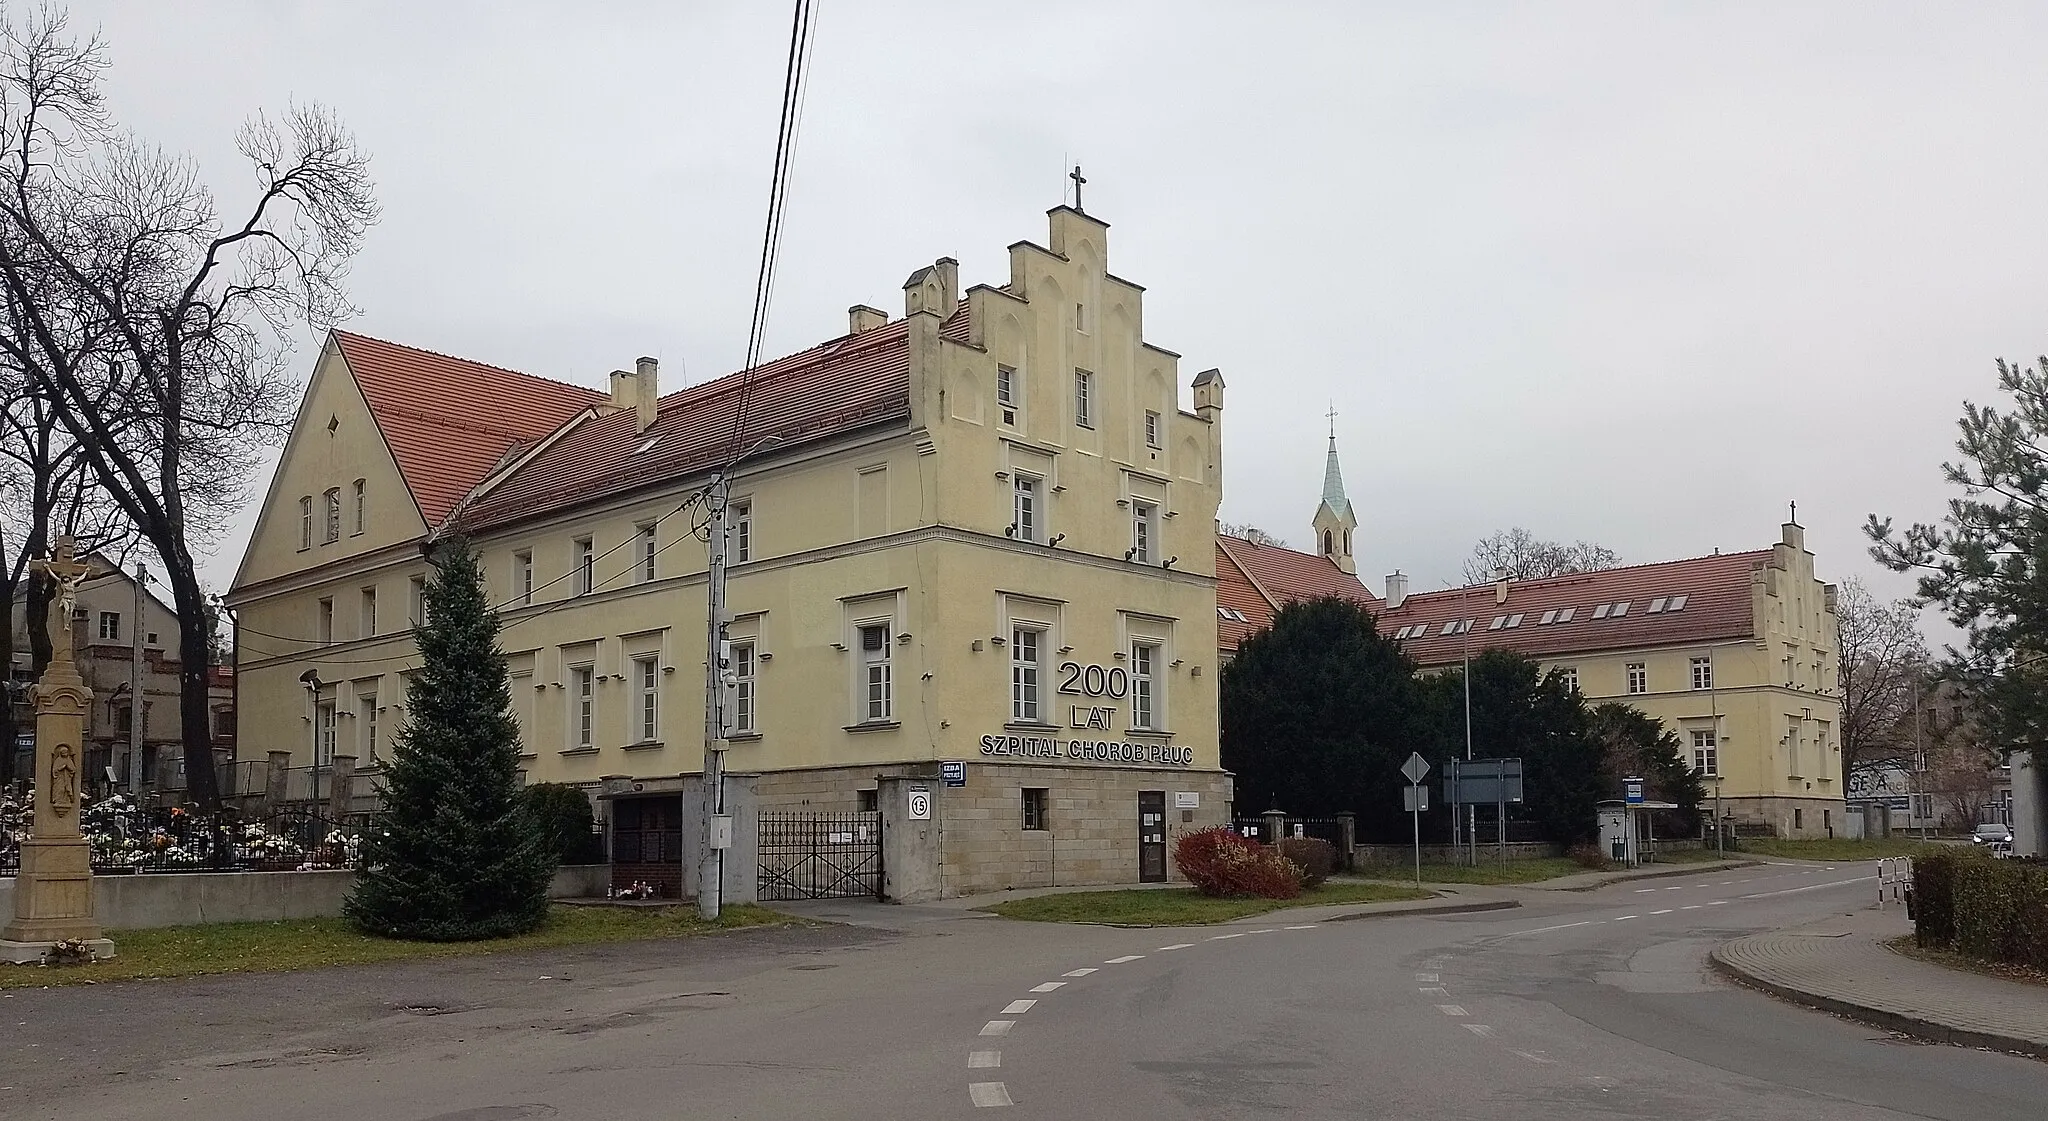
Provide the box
[1972,822,2015,845]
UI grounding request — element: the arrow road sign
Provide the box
[1401,751,1431,785]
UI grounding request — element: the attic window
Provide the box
[1439,622,1458,637]
[1505,614,1524,628]
[326,415,339,435]
[1538,610,1557,625]
[1217,607,1230,620]
[634,433,663,455]
[1647,597,1668,613]
[1667,595,1688,612]
[1556,607,1577,623]
[1489,616,1507,631]
[1611,601,1630,618]
[1592,604,1611,620]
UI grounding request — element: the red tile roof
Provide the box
[1215,535,1379,649]
[456,311,969,531]
[336,332,603,528]
[1378,550,1770,666]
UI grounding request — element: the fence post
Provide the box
[1336,811,1358,871]
[329,754,355,822]
[264,750,291,813]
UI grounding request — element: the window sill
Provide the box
[1005,722,1061,733]
[725,732,763,743]
[559,746,600,757]
[844,721,901,734]
[622,739,665,752]
[1124,728,1175,738]
[517,751,538,761]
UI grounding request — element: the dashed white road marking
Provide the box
[1158,943,1194,951]
[1001,999,1037,1015]
[980,1021,1014,1037]
[1419,986,1449,997]
[1063,968,1098,977]
[1416,972,1441,982]
[1708,900,1728,906]
[1209,932,1247,940]
[1664,886,1684,891]
[1104,955,1144,964]
[1650,909,1673,915]
[1614,915,1638,921]
[1464,1024,1495,1037]
[1437,1005,1469,1017]
[969,1082,1014,1107]
[1285,924,1321,930]
[1509,1049,1556,1064]
[1506,920,1593,937]
[969,1051,1001,1069]
[1633,888,1656,893]
[1029,982,1065,993]
[1681,905,1702,911]
[1249,928,1279,934]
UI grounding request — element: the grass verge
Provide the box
[1887,934,2048,989]
[0,903,793,988]
[982,881,1434,925]
[1736,837,1956,861]
[1354,857,1586,885]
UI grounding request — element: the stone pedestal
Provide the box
[2,540,115,964]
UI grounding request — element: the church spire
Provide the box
[1312,417,1358,574]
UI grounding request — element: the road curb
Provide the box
[1324,899,1521,922]
[1548,860,1762,892]
[1054,898,1521,929]
[1708,943,2048,1060]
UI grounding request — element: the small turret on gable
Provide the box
[1192,368,1224,418]
[903,257,959,319]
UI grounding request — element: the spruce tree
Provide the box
[345,536,555,940]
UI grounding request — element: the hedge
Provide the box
[1913,850,2048,970]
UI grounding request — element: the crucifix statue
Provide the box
[1069,164,1087,211]
[36,538,91,663]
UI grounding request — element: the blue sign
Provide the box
[1624,777,1645,805]
[941,760,967,788]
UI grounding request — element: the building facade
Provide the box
[1216,439,1844,839]
[226,206,1231,898]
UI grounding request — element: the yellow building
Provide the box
[226,205,1231,899]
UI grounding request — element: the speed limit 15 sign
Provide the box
[908,786,932,820]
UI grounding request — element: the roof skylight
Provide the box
[1556,607,1577,622]
[1668,595,1688,612]
[1539,610,1557,625]
[1592,604,1611,619]
[1612,601,1630,617]
[1647,597,1667,613]
[633,433,663,455]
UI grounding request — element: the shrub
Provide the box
[1174,827,1304,900]
[1912,850,1960,949]
[1950,853,2048,970]
[524,783,605,864]
[1277,837,1339,888]
[1566,842,1614,870]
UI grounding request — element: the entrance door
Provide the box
[1138,791,1167,883]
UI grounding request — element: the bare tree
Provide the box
[1462,527,1620,583]
[1835,576,1929,781]
[1220,522,1288,548]
[0,10,377,808]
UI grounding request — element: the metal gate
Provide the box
[757,811,883,900]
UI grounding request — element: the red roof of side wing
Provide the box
[1215,535,1379,648]
[335,331,603,529]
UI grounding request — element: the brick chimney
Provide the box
[607,369,637,414]
[848,305,888,334]
[633,356,658,432]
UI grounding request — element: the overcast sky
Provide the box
[69,1,2048,628]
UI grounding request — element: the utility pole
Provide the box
[1461,581,1475,866]
[698,474,733,921]
[1709,645,1722,856]
[129,562,145,798]
[1914,667,1928,840]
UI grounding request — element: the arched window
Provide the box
[1323,530,1333,555]
[352,479,366,535]
[1343,530,1351,553]
[323,488,341,543]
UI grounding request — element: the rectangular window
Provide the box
[324,488,341,543]
[1691,656,1714,691]
[1555,607,1576,623]
[997,364,1018,426]
[731,502,752,563]
[97,611,121,641]
[1557,666,1579,693]
[514,550,533,607]
[409,575,427,627]
[1022,787,1049,831]
[360,587,377,637]
[1131,643,1159,730]
[1592,603,1611,619]
[574,537,594,595]
[352,479,366,535]
[732,641,756,734]
[638,523,658,582]
[857,788,879,813]
[1012,627,1043,723]
[1132,501,1156,563]
[1794,807,1804,830]
[1691,729,1718,776]
[569,665,594,749]
[860,624,892,722]
[1075,301,1087,333]
[1647,597,1667,613]
[634,655,660,742]
[1012,475,1040,543]
[1611,601,1630,617]
[1626,662,1647,694]
[318,597,334,644]
[360,695,379,761]
[1145,410,1161,448]
[315,699,336,766]
[1788,720,1802,776]
[1074,369,1093,427]
[1539,610,1557,625]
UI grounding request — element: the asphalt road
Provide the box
[5,861,2045,1120]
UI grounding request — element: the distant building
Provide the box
[1216,438,1844,839]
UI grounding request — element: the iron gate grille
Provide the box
[757,811,882,900]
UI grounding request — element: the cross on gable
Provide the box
[1069,164,1087,211]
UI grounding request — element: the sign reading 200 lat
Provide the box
[1059,661,1127,698]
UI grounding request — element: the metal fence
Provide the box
[1,804,369,876]
[757,811,882,901]
[1232,817,1344,845]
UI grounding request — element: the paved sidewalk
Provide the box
[1711,907,2048,1057]
[765,882,1521,931]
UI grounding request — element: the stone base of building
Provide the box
[0,938,116,964]
[1715,795,1849,840]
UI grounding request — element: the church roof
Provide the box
[1317,436,1352,522]
[1215,534,1379,649]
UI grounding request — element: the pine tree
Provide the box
[345,536,555,940]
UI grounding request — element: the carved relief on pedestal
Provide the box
[49,742,78,817]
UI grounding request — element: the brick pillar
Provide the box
[328,754,355,822]
[264,750,291,814]
[1336,811,1357,870]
